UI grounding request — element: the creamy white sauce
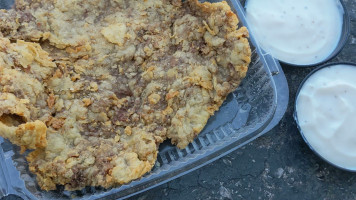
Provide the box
[296,64,356,170]
[245,0,343,65]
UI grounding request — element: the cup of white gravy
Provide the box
[295,63,356,171]
[245,0,350,66]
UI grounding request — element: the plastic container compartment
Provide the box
[0,0,289,199]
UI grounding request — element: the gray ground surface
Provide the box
[1,0,356,200]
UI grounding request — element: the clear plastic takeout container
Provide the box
[0,0,289,199]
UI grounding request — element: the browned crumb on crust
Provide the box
[0,0,251,191]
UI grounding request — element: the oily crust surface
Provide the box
[0,0,251,191]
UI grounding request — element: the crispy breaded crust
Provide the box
[0,0,251,190]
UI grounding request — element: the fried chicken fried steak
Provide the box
[0,0,251,190]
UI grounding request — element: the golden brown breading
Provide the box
[0,0,251,191]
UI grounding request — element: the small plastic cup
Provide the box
[244,0,350,67]
[294,62,356,172]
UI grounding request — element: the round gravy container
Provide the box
[245,0,350,67]
[294,62,356,171]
